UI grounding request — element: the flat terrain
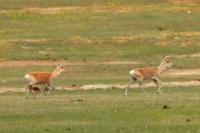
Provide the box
[1,88,200,133]
[0,0,200,132]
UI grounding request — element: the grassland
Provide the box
[0,0,200,63]
[1,0,200,132]
[1,87,200,133]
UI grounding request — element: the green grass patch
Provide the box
[0,87,200,133]
[0,3,200,62]
[0,40,200,62]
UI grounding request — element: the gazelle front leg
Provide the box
[47,83,54,95]
[37,84,47,96]
[43,84,50,96]
[152,77,163,94]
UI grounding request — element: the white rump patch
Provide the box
[24,74,30,80]
[129,69,135,76]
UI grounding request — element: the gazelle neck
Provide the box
[158,62,168,75]
[51,67,61,80]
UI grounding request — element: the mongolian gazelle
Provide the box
[24,65,64,96]
[125,56,174,96]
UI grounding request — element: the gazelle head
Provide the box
[55,64,64,74]
[158,56,174,73]
[51,65,64,79]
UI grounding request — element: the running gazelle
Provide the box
[125,56,174,95]
[24,65,64,95]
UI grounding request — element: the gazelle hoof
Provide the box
[156,91,163,95]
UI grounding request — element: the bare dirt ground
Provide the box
[0,60,139,67]
[23,7,85,14]
[166,69,200,76]
[64,80,200,90]
[1,80,200,93]
[167,0,196,4]
[174,53,200,58]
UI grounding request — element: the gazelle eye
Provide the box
[166,60,169,63]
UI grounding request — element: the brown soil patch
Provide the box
[0,39,48,47]
[0,88,25,93]
[166,69,200,76]
[23,7,85,14]
[0,60,139,67]
[112,32,200,44]
[174,53,200,58]
[2,81,200,93]
[64,81,200,90]
[0,40,14,47]
[167,0,196,4]
[7,39,48,43]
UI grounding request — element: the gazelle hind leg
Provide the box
[25,84,30,98]
[25,84,36,98]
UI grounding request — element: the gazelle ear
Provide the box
[56,64,61,68]
[163,56,169,60]
[58,64,64,69]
